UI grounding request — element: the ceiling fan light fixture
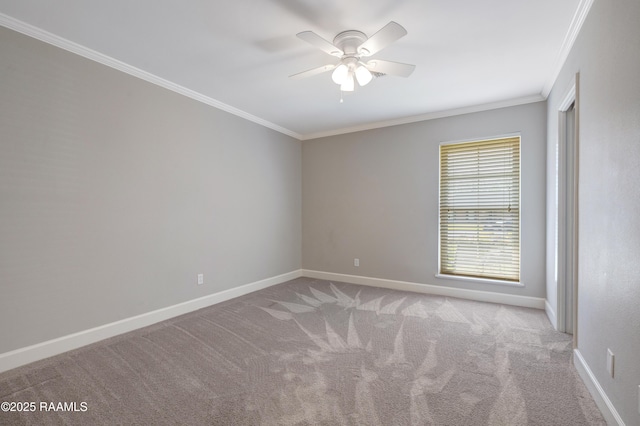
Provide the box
[341,72,355,92]
[355,64,373,86]
[331,63,349,84]
[292,22,414,100]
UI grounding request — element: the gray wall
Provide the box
[546,0,640,423]
[303,102,547,298]
[0,27,301,354]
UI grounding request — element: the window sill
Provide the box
[435,274,524,287]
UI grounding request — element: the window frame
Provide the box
[437,134,522,286]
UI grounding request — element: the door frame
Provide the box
[556,74,580,346]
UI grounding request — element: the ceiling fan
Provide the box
[290,21,416,95]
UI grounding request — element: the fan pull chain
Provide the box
[340,90,344,103]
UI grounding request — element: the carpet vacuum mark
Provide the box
[0,277,605,425]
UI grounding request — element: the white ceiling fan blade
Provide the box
[366,59,415,77]
[289,64,336,79]
[357,21,407,56]
[296,31,343,57]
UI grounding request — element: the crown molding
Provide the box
[0,13,303,140]
[300,94,546,140]
[541,0,595,97]
[2,6,585,143]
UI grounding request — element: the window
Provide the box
[439,136,520,282]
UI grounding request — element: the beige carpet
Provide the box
[0,277,605,425]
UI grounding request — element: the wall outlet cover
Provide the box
[606,348,614,378]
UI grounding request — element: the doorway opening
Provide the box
[556,76,579,345]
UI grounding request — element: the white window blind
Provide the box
[439,136,520,282]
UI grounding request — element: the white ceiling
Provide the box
[0,0,589,139]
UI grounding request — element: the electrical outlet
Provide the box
[354,258,359,267]
[606,349,614,378]
[197,274,204,285]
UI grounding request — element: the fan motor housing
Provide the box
[333,30,367,55]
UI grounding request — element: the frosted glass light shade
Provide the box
[331,64,349,84]
[355,65,373,86]
[341,73,355,91]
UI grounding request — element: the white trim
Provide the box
[300,95,545,140]
[0,13,303,141]
[0,2,589,142]
[435,274,523,288]
[542,0,595,96]
[0,270,302,374]
[0,14,548,142]
[557,103,567,333]
[556,81,577,335]
[559,83,577,111]
[573,349,625,426]
[438,132,522,148]
[302,269,545,309]
[545,300,558,330]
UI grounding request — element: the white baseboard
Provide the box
[302,270,545,309]
[573,349,625,426]
[545,300,558,330]
[0,269,302,374]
